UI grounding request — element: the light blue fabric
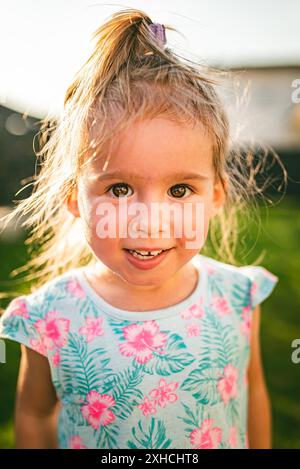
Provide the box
[0,254,278,449]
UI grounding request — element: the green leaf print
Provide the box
[77,297,100,319]
[2,315,33,339]
[208,274,230,299]
[230,280,250,310]
[110,367,144,420]
[107,318,135,337]
[226,398,239,423]
[200,310,239,369]
[43,289,74,311]
[127,418,172,449]
[239,428,246,448]
[219,441,231,449]
[180,366,224,405]
[178,401,204,437]
[209,271,249,310]
[140,332,195,376]
[60,332,112,395]
[65,402,86,427]
[2,317,19,338]
[94,422,120,449]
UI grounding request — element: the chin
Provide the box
[121,269,168,287]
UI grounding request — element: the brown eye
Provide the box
[108,183,133,198]
[168,184,192,198]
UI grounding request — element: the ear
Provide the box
[212,177,227,216]
[67,185,80,218]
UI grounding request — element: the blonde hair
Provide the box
[0,7,286,298]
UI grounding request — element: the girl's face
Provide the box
[68,117,225,289]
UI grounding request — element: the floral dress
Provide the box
[0,254,278,449]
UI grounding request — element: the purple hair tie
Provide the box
[148,22,167,45]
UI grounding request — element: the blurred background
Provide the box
[0,0,300,448]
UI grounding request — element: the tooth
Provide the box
[127,249,165,258]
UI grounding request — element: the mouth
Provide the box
[123,247,172,260]
[123,247,174,270]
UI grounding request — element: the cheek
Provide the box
[77,190,125,256]
[76,191,95,242]
[77,190,109,245]
[178,195,213,250]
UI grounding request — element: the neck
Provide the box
[85,260,198,312]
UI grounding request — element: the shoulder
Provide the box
[3,268,85,316]
[197,254,279,309]
[0,268,85,356]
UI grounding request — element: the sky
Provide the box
[0,0,299,118]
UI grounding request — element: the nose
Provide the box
[128,199,172,239]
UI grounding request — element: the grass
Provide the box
[0,196,299,448]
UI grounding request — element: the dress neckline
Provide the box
[73,255,206,321]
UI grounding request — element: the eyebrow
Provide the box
[95,171,209,182]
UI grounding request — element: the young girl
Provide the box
[0,8,279,449]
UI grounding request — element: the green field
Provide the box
[0,196,300,448]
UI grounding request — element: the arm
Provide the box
[15,344,60,448]
[247,305,272,449]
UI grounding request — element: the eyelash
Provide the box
[106,182,195,199]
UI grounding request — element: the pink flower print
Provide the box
[250,281,258,298]
[69,435,87,449]
[8,298,29,319]
[263,270,278,282]
[211,295,232,316]
[81,391,116,429]
[137,397,157,417]
[180,308,192,320]
[52,351,60,367]
[180,297,204,320]
[204,262,216,275]
[189,301,205,319]
[149,378,179,408]
[190,419,222,449]
[34,311,70,350]
[229,426,238,448]
[79,317,104,343]
[119,321,167,364]
[217,364,238,404]
[66,279,86,299]
[187,323,201,337]
[29,337,47,356]
[240,305,252,341]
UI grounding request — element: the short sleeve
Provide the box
[238,265,279,309]
[0,296,47,357]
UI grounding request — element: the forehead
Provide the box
[86,117,213,179]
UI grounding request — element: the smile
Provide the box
[123,247,173,270]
